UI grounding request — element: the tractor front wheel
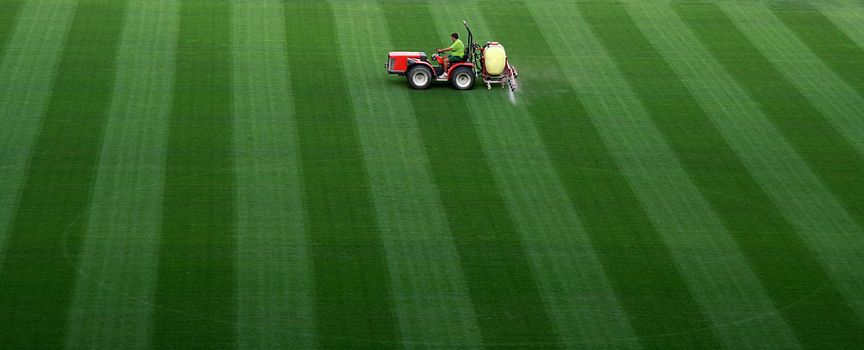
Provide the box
[407,65,433,90]
[451,67,475,90]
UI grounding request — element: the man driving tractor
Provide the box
[387,20,518,90]
[436,32,465,78]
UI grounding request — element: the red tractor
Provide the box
[386,21,518,91]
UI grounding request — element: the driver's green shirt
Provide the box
[449,39,465,58]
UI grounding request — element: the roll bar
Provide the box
[463,20,476,61]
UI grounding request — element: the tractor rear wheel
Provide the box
[407,65,433,90]
[451,66,475,90]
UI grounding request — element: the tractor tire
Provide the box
[407,65,433,90]
[451,66,475,90]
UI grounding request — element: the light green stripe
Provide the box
[231,1,314,347]
[630,1,864,323]
[529,2,796,347]
[331,1,482,346]
[428,2,637,348]
[0,0,76,266]
[818,5,864,49]
[721,3,864,157]
[64,1,178,349]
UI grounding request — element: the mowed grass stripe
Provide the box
[381,2,560,346]
[0,1,127,348]
[583,2,861,347]
[722,3,864,161]
[0,0,25,53]
[772,6,864,97]
[0,0,76,266]
[818,6,864,49]
[484,2,720,347]
[231,1,314,347]
[332,1,482,345]
[631,1,864,341]
[428,2,638,347]
[675,3,864,244]
[65,1,179,349]
[534,2,792,347]
[284,2,400,347]
[152,1,235,348]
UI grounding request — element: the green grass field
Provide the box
[1,0,863,348]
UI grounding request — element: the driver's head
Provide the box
[451,32,459,41]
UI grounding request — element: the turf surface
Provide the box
[153,0,235,347]
[581,3,863,347]
[482,3,725,348]
[0,1,25,55]
[0,1,126,347]
[0,0,863,348]
[284,2,400,347]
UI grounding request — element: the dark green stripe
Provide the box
[580,3,864,348]
[0,1,127,348]
[676,3,864,249]
[381,2,560,346]
[0,0,24,55]
[481,1,722,348]
[283,2,399,348]
[772,6,864,97]
[151,1,235,348]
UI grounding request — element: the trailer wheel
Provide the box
[407,66,433,90]
[451,67,475,90]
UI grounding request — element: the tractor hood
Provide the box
[387,51,429,74]
[389,51,427,59]
[389,51,426,57]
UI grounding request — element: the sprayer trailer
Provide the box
[478,42,519,91]
[386,20,518,91]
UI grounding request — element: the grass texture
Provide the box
[0,0,862,348]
